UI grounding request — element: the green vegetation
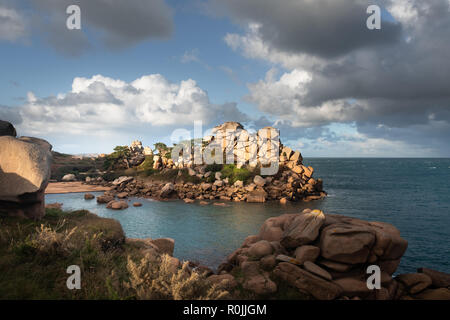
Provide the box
[0,209,229,300]
[220,164,254,185]
[154,142,173,158]
[103,146,131,170]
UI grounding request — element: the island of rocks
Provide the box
[82,122,325,208]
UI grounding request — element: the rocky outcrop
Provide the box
[0,120,16,137]
[214,209,448,300]
[92,122,325,203]
[128,140,146,166]
[0,131,52,219]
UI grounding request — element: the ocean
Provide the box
[46,158,450,274]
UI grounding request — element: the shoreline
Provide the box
[45,181,112,194]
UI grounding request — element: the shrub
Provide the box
[220,164,253,185]
[103,146,130,170]
[137,156,154,171]
[205,164,223,173]
[125,254,229,300]
[29,221,78,256]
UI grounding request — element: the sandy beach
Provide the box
[45,182,112,194]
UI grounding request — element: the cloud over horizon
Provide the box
[0,74,248,152]
[219,0,450,156]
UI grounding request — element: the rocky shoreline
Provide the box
[84,170,325,209]
[127,208,450,300]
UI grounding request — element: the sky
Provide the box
[1,0,450,157]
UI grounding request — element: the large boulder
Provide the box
[247,189,267,203]
[248,240,273,259]
[62,173,76,181]
[112,176,134,186]
[418,267,450,288]
[0,120,17,137]
[150,238,175,256]
[281,210,325,248]
[106,200,129,210]
[160,183,174,198]
[319,224,375,264]
[396,273,432,294]
[273,262,342,300]
[97,194,114,204]
[0,135,52,219]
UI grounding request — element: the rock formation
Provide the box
[91,122,325,203]
[0,122,53,219]
[0,120,16,137]
[215,209,413,299]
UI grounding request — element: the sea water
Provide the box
[46,158,450,274]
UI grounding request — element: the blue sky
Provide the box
[1,0,450,157]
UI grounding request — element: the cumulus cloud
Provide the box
[10,0,173,55]
[219,0,450,155]
[1,74,247,138]
[0,3,26,42]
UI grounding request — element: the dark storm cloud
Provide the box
[213,0,402,58]
[218,0,450,155]
[26,0,173,55]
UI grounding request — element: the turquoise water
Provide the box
[46,158,450,274]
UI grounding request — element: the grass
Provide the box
[0,208,227,300]
[137,156,154,172]
[220,164,254,185]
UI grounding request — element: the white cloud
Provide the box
[11,74,247,136]
[181,49,200,63]
[0,6,26,42]
[246,68,367,127]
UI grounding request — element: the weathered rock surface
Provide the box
[62,174,76,181]
[281,209,325,248]
[0,134,52,219]
[294,245,320,264]
[214,209,449,300]
[396,273,432,294]
[160,183,174,198]
[418,267,450,288]
[106,200,129,210]
[150,238,175,256]
[0,120,17,137]
[247,189,267,203]
[274,262,342,300]
[97,194,114,204]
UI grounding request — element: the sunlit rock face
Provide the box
[0,123,53,219]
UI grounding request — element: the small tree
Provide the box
[154,142,169,156]
[103,146,131,170]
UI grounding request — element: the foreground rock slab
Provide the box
[0,135,52,219]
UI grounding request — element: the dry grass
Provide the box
[126,254,230,300]
[0,208,232,300]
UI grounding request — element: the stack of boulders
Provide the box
[128,140,150,167]
[0,121,53,219]
[209,209,450,300]
[90,122,325,203]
